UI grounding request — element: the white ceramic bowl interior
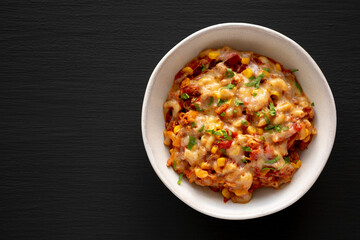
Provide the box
[142,23,336,220]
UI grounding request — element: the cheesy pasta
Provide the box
[163,46,316,203]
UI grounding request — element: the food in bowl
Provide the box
[163,46,316,203]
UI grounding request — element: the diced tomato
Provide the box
[224,52,243,72]
[225,129,237,138]
[217,140,232,149]
[293,123,302,132]
[174,70,184,80]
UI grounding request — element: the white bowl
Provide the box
[141,23,336,220]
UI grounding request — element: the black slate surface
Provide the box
[1,0,359,239]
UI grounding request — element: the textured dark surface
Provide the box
[0,0,359,239]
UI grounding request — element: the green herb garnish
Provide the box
[245,72,265,89]
[221,149,226,154]
[191,122,195,128]
[198,124,204,132]
[241,157,249,163]
[264,125,275,130]
[206,129,221,136]
[234,99,243,106]
[242,146,252,152]
[263,67,270,72]
[248,76,255,80]
[277,157,291,170]
[233,110,238,113]
[201,64,206,72]
[253,92,257,97]
[209,96,213,105]
[173,160,177,170]
[225,68,235,78]
[262,110,270,124]
[187,136,196,150]
[177,173,183,185]
[241,120,248,126]
[311,102,315,106]
[255,112,260,117]
[224,83,235,89]
[295,81,303,93]
[220,129,232,140]
[265,155,280,164]
[217,98,227,106]
[269,102,276,116]
[180,93,189,100]
[261,136,265,141]
[194,103,205,112]
[261,167,276,171]
[291,69,299,73]
[220,112,225,116]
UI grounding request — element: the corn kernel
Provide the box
[217,157,226,167]
[304,135,311,143]
[214,91,221,99]
[234,189,248,196]
[195,168,209,178]
[181,78,190,88]
[222,188,231,199]
[305,129,309,137]
[241,57,250,64]
[247,126,256,134]
[291,160,302,169]
[182,66,193,75]
[242,68,253,78]
[257,128,264,134]
[211,145,218,154]
[208,51,220,59]
[173,125,181,134]
[201,162,210,169]
[169,148,174,154]
[275,63,282,71]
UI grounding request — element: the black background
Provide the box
[1,0,359,239]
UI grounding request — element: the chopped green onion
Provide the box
[177,173,183,185]
[262,110,270,124]
[221,149,226,154]
[187,136,196,150]
[283,126,289,131]
[248,76,255,80]
[291,69,299,73]
[269,102,276,116]
[201,64,206,72]
[261,168,276,171]
[191,122,195,128]
[180,93,189,100]
[206,129,221,136]
[225,68,235,78]
[261,136,265,141]
[241,120,248,126]
[284,157,291,163]
[311,102,315,106]
[209,96,214,105]
[233,110,238,113]
[220,112,225,116]
[242,146,252,152]
[198,124,204,132]
[264,125,275,130]
[255,112,260,117]
[234,99,243,106]
[224,83,235,89]
[194,103,205,111]
[173,160,177,170]
[253,92,257,97]
[295,81,303,93]
[265,155,280,164]
[217,98,227,106]
[241,157,249,163]
[263,67,270,72]
[245,72,265,89]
